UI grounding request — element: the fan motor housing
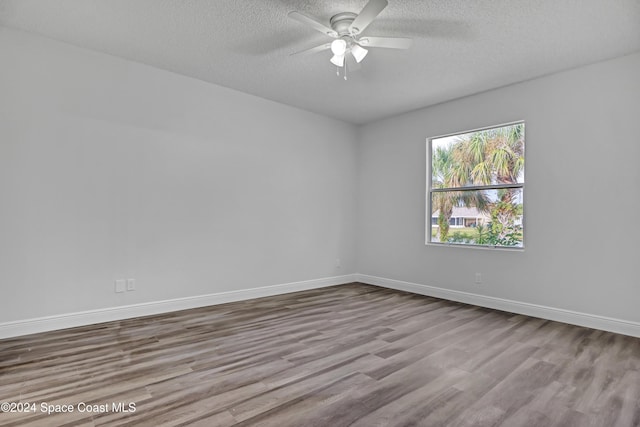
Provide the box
[330,12,357,36]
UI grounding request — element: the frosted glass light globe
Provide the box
[330,39,347,56]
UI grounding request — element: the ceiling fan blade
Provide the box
[358,36,412,49]
[290,43,331,56]
[349,0,388,35]
[288,11,338,38]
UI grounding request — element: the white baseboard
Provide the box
[5,273,639,340]
[356,274,640,338]
[0,274,357,340]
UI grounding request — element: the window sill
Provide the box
[426,242,525,252]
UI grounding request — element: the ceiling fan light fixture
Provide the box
[288,0,410,78]
[330,54,345,67]
[351,44,368,63]
[330,39,347,56]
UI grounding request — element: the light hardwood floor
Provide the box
[1,283,639,426]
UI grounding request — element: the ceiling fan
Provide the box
[288,0,412,79]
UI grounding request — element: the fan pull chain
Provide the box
[344,62,348,80]
[336,66,339,76]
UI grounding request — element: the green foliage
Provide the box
[485,224,523,247]
[447,231,471,244]
[475,224,488,245]
[440,223,522,247]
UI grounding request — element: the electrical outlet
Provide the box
[475,273,482,284]
[126,279,136,291]
[336,258,341,269]
[115,279,126,293]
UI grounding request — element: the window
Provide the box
[427,122,525,248]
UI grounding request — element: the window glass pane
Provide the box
[431,123,525,187]
[430,188,523,248]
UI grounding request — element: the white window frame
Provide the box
[426,121,525,250]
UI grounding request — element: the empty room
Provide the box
[1,0,640,426]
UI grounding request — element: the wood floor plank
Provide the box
[1,283,639,426]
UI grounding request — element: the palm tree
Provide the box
[431,145,490,243]
[452,124,524,188]
[431,145,456,242]
[455,124,525,242]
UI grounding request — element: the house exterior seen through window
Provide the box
[427,122,525,248]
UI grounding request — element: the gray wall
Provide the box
[356,52,640,322]
[0,27,358,322]
[2,24,639,328]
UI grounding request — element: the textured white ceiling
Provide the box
[1,0,639,124]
